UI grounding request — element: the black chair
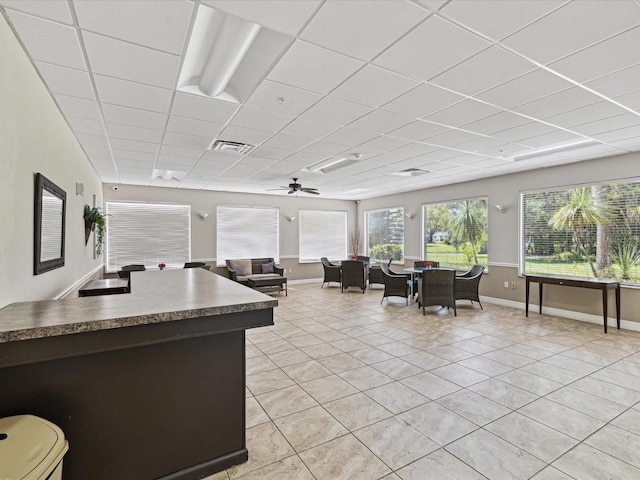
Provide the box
[321,257,342,288]
[341,260,366,293]
[184,262,210,270]
[117,264,146,279]
[417,269,457,316]
[368,265,384,289]
[454,264,485,309]
[380,263,411,305]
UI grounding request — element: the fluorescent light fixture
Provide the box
[209,140,255,155]
[511,139,601,162]
[178,5,292,103]
[303,156,360,174]
[391,168,429,177]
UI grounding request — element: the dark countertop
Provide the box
[0,269,277,343]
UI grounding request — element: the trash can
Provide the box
[0,414,69,480]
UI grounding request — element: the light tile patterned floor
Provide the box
[206,283,640,480]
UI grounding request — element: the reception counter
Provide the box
[0,269,277,480]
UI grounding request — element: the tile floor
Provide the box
[206,282,640,480]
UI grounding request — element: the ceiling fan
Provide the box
[269,178,320,195]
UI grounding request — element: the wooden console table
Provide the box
[525,274,620,333]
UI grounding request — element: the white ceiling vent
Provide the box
[209,140,255,155]
[392,168,429,177]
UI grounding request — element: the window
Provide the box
[522,181,640,283]
[422,198,488,268]
[217,206,279,266]
[299,209,347,263]
[106,202,191,271]
[366,207,404,262]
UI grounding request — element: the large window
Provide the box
[522,181,640,283]
[217,206,279,266]
[299,209,347,263]
[422,198,488,268]
[106,202,191,271]
[366,207,404,262]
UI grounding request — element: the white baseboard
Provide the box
[289,277,324,285]
[481,295,640,332]
[56,264,104,299]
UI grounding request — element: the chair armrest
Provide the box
[274,265,285,276]
[226,266,238,281]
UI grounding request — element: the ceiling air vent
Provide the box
[392,168,429,177]
[209,140,255,155]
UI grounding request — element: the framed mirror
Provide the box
[34,173,66,275]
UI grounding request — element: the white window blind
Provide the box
[106,202,191,271]
[217,206,279,266]
[365,207,404,262]
[299,209,347,263]
[41,194,63,261]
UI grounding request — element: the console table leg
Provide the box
[602,287,608,334]
[538,282,543,314]
[616,286,621,330]
[525,278,530,317]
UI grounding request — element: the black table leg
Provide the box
[539,282,543,314]
[525,278,530,317]
[616,285,621,330]
[602,286,608,334]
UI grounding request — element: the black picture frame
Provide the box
[34,173,66,275]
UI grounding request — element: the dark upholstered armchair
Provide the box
[417,269,457,316]
[454,264,485,309]
[380,263,411,305]
[184,261,210,270]
[341,260,366,293]
[368,265,384,289]
[321,257,341,288]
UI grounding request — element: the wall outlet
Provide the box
[504,281,509,288]
[288,268,292,273]
[511,282,516,289]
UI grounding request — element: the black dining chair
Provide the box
[417,269,457,316]
[341,260,367,293]
[184,261,210,270]
[320,257,342,288]
[454,264,485,309]
[380,263,411,305]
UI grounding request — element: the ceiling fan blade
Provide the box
[288,190,295,194]
[301,188,320,195]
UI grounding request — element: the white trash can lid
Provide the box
[0,415,69,480]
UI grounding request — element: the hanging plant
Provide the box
[83,205,107,255]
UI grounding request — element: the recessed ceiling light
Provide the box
[392,168,429,177]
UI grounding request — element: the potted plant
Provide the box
[83,205,106,255]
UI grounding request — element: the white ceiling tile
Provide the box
[263,134,311,151]
[416,0,448,12]
[381,83,465,119]
[424,129,484,148]
[245,80,322,116]
[301,141,351,156]
[347,110,413,135]
[569,113,640,137]
[544,101,629,129]
[110,138,159,154]
[392,142,443,158]
[430,46,535,96]
[171,92,239,123]
[166,116,223,138]
[454,136,507,154]
[388,120,448,142]
[615,90,640,111]
[423,99,502,127]
[502,1,640,64]
[101,104,167,130]
[476,68,572,109]
[330,65,419,108]
[321,128,378,147]
[112,151,157,163]
[54,94,101,120]
[518,130,581,148]
[446,154,491,166]
[82,145,112,157]
[107,123,164,143]
[440,0,563,41]
[230,106,294,132]
[302,96,372,125]
[159,144,203,159]
[82,32,180,89]
[279,117,339,140]
[34,62,94,99]
[491,121,556,143]
[591,124,640,143]
[300,0,428,61]
[374,16,490,81]
[284,151,326,165]
[586,63,640,98]
[94,75,173,113]
[550,26,640,82]
[2,0,73,23]
[354,136,409,153]
[478,142,530,158]
[513,87,602,119]
[76,132,109,148]
[73,0,193,55]
[163,132,212,150]
[6,11,85,69]
[461,111,530,135]
[202,0,321,36]
[66,116,104,136]
[156,155,198,168]
[250,146,293,160]
[267,40,365,94]
[218,125,273,145]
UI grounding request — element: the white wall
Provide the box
[0,14,103,308]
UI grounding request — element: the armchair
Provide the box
[417,269,457,316]
[341,260,366,293]
[454,264,485,309]
[380,263,411,305]
[321,257,341,288]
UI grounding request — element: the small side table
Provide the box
[247,276,287,296]
[79,278,130,297]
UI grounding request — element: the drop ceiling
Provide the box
[3,0,640,199]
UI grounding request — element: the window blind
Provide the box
[106,202,191,271]
[217,206,279,266]
[299,209,347,263]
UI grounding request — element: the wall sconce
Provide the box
[285,216,296,222]
[405,213,415,220]
[495,204,509,213]
[76,182,84,196]
[198,212,209,220]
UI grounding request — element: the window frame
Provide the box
[298,209,348,263]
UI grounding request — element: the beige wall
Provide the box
[359,152,640,324]
[0,14,103,308]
